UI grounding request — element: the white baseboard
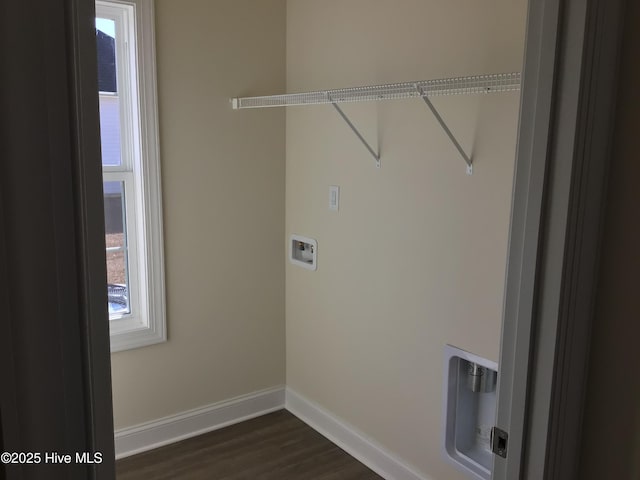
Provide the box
[285,388,432,480]
[114,386,285,459]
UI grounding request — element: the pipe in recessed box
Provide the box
[467,361,485,393]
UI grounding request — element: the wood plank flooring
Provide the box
[116,410,384,479]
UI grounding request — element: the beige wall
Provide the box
[110,0,286,430]
[579,0,640,477]
[110,4,530,478]
[285,1,525,478]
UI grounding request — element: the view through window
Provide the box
[97,16,131,316]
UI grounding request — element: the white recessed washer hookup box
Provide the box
[443,345,499,480]
[289,234,317,271]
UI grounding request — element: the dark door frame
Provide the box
[524,0,627,477]
[495,0,626,478]
[0,0,115,478]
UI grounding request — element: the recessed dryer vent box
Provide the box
[443,345,498,480]
[289,234,317,271]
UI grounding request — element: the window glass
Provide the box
[96,17,122,167]
[96,18,117,92]
[99,95,122,167]
[103,181,130,316]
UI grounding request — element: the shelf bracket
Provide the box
[416,85,473,175]
[330,98,380,168]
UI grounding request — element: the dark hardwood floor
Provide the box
[116,410,384,479]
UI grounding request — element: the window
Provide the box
[96,0,166,351]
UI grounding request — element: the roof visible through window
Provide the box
[96,18,116,93]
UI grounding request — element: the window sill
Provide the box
[110,316,166,352]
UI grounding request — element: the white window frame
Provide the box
[97,0,166,352]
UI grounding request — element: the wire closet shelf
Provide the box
[232,73,520,109]
[231,72,522,173]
